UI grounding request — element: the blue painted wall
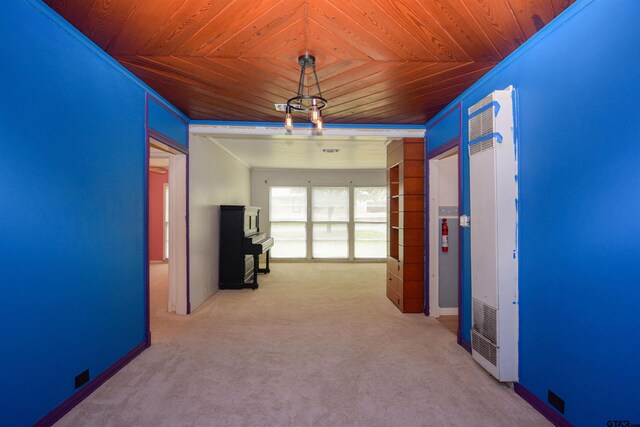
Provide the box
[148,96,188,148]
[426,104,461,152]
[425,0,640,424]
[0,1,186,425]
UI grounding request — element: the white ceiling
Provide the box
[189,124,425,170]
[206,134,391,170]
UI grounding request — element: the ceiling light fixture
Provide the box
[285,54,327,133]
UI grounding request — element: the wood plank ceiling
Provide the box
[45,0,574,124]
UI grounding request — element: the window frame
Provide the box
[353,186,388,260]
[268,184,387,261]
[311,186,350,259]
[268,186,308,259]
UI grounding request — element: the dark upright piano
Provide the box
[219,205,274,289]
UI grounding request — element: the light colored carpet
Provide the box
[56,263,548,426]
[437,315,458,336]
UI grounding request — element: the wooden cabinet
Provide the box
[387,138,424,313]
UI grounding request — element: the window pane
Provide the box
[312,187,349,222]
[355,223,387,258]
[271,223,306,258]
[270,187,307,221]
[313,223,348,258]
[354,187,387,222]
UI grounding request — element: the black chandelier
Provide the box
[285,54,327,133]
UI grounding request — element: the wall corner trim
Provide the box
[33,341,149,427]
[514,383,573,427]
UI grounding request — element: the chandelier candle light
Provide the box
[285,54,327,133]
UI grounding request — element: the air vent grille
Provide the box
[473,298,497,344]
[469,139,494,156]
[468,93,493,115]
[480,139,494,151]
[468,93,495,142]
[472,330,497,366]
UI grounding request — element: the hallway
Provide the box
[56,263,547,426]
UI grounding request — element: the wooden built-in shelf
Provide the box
[386,138,425,313]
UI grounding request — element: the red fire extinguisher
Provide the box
[441,219,449,253]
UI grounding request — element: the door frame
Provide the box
[163,183,169,262]
[149,139,188,315]
[144,110,190,345]
[427,148,459,317]
[425,102,464,347]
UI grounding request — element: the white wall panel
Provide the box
[189,135,251,310]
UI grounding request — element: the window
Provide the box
[312,187,349,258]
[354,187,387,258]
[269,185,387,260]
[269,187,307,258]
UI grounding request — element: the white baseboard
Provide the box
[438,307,459,315]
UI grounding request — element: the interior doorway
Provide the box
[148,138,189,326]
[428,147,460,335]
